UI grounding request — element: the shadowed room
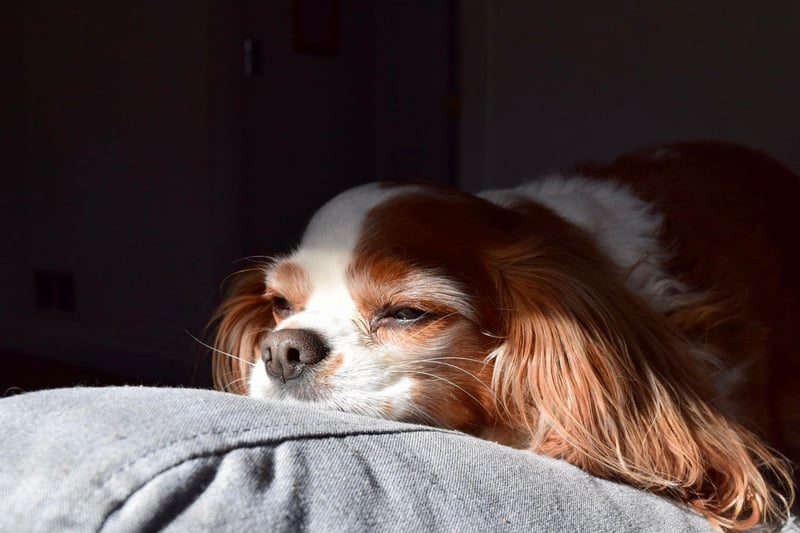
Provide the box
[2,0,798,392]
[3,2,800,530]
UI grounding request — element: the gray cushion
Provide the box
[0,386,793,532]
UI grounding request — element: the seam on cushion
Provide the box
[95,425,453,532]
[104,456,222,532]
[97,429,479,533]
[99,422,456,489]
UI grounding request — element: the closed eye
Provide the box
[372,306,431,332]
[272,295,293,319]
[392,308,426,321]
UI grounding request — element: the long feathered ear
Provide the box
[487,208,793,531]
[208,264,274,395]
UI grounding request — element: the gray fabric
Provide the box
[0,387,796,532]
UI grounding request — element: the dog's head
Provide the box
[214,183,514,431]
[211,181,793,530]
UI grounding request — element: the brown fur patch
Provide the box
[348,189,521,433]
[209,264,273,394]
[266,260,312,316]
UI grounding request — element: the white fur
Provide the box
[481,175,687,311]
[299,183,416,251]
[250,183,425,419]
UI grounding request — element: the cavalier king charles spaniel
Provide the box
[211,142,798,531]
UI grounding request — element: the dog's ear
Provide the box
[487,210,793,530]
[209,266,274,394]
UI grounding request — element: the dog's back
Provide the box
[579,142,800,472]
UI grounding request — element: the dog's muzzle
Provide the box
[261,329,330,382]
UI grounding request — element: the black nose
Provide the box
[261,329,329,382]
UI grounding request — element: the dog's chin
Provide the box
[248,360,422,421]
[248,359,332,403]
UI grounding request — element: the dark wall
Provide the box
[2,1,451,390]
[5,1,797,390]
[374,1,451,184]
[460,1,800,190]
[3,1,237,386]
[1,0,25,342]
[239,0,377,256]
[239,0,452,256]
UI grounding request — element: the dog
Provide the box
[211,142,798,530]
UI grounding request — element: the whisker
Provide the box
[340,356,497,404]
[397,359,496,397]
[385,369,490,416]
[407,312,459,340]
[401,403,442,427]
[333,356,486,398]
[238,254,279,263]
[408,355,492,366]
[185,330,256,368]
[218,262,271,289]
[222,375,251,392]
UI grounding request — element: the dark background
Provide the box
[2,1,799,393]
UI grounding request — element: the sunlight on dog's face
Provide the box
[248,184,505,432]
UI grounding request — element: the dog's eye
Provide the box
[272,296,293,318]
[371,306,431,332]
[392,308,426,322]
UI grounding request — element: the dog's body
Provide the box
[212,142,798,530]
